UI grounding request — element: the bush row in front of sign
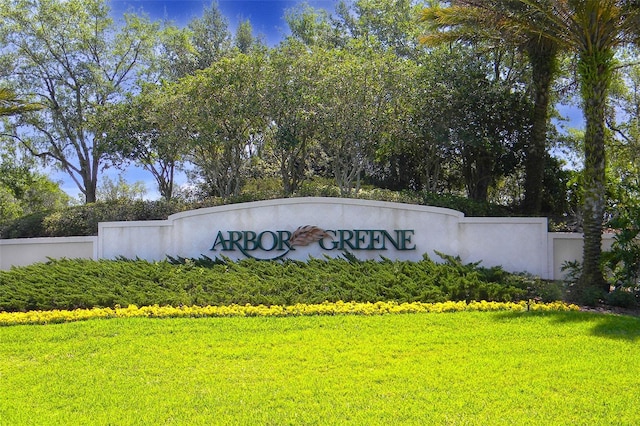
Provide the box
[0,255,565,313]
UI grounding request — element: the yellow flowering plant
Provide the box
[0,300,580,326]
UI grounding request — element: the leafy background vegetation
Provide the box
[1,0,640,302]
[0,179,511,238]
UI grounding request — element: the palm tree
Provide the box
[514,0,639,296]
[419,0,559,216]
[0,87,42,117]
[422,0,640,296]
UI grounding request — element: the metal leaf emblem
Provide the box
[289,225,331,247]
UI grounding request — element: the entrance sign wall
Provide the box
[0,198,615,279]
[97,198,548,275]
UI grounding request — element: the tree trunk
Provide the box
[84,179,97,203]
[523,39,557,215]
[579,53,611,295]
[158,164,174,201]
[464,150,493,203]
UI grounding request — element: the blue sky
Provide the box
[108,0,338,46]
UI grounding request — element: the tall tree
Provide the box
[286,0,426,56]
[148,24,198,82]
[263,41,324,195]
[285,3,348,48]
[188,1,232,70]
[0,0,158,203]
[99,83,188,200]
[315,44,403,195]
[426,46,531,202]
[368,53,454,193]
[178,53,267,198]
[351,0,424,57]
[420,0,560,215]
[234,20,260,54]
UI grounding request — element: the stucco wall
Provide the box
[98,198,553,277]
[0,198,617,280]
[0,236,97,270]
[459,217,548,277]
[99,198,464,263]
[548,232,616,280]
[97,220,172,262]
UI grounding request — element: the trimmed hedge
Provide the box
[0,255,563,312]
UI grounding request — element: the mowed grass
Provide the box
[1,311,639,425]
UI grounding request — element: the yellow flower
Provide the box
[0,300,582,326]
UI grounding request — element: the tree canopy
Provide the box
[0,0,159,203]
[2,0,640,301]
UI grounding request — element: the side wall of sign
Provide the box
[0,236,97,270]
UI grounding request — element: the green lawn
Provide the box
[1,311,639,425]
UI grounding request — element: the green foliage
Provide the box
[603,216,640,291]
[0,87,43,116]
[0,211,49,239]
[0,200,179,238]
[97,175,147,202]
[239,177,286,199]
[604,289,638,309]
[0,255,559,312]
[0,142,70,226]
[602,184,640,305]
[523,276,567,303]
[178,52,268,199]
[188,1,232,70]
[561,260,608,306]
[295,178,342,197]
[98,84,188,200]
[420,191,513,217]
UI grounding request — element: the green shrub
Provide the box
[0,255,550,312]
[295,178,342,197]
[420,191,513,217]
[1,200,185,238]
[0,211,49,238]
[602,209,640,291]
[604,289,639,309]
